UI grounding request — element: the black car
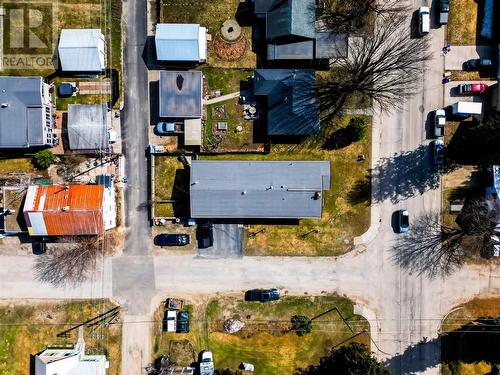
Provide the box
[463,58,493,71]
[176,311,190,333]
[245,288,281,302]
[197,221,214,249]
[154,233,190,247]
[440,0,450,12]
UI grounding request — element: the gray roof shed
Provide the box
[58,29,106,72]
[159,71,202,118]
[0,76,47,148]
[266,0,316,40]
[67,104,108,151]
[190,160,330,219]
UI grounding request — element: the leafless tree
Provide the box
[34,236,106,287]
[394,199,494,278]
[318,0,408,34]
[318,12,431,119]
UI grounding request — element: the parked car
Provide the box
[419,7,430,35]
[438,0,449,24]
[433,139,444,165]
[177,311,190,333]
[398,210,409,233]
[163,310,177,332]
[457,83,488,95]
[245,288,281,302]
[155,122,183,134]
[463,58,493,71]
[197,221,214,249]
[199,350,214,375]
[434,109,446,137]
[154,233,190,247]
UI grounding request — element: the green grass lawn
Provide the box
[204,99,258,152]
[153,156,189,217]
[202,68,249,95]
[0,158,35,174]
[0,300,121,375]
[441,297,500,375]
[202,115,372,256]
[160,0,256,68]
[152,295,369,375]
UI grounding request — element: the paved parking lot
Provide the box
[444,45,495,71]
[443,80,497,107]
[197,223,243,259]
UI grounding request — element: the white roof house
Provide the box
[35,341,109,375]
[58,29,106,72]
[155,24,207,62]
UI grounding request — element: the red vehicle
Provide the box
[458,83,488,95]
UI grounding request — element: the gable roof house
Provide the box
[155,24,207,63]
[190,160,330,219]
[0,76,55,148]
[35,341,109,375]
[58,29,106,72]
[253,69,320,135]
[254,0,347,63]
[23,184,116,236]
[68,104,110,152]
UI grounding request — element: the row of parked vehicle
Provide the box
[154,221,214,248]
[418,0,450,36]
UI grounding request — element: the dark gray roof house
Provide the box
[0,76,55,148]
[254,0,347,61]
[67,104,109,151]
[159,71,202,118]
[253,69,320,135]
[189,160,330,219]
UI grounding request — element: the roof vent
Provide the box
[176,74,184,91]
[241,191,247,195]
[62,206,70,211]
[1,103,9,108]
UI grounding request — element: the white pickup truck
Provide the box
[163,310,177,332]
[199,350,214,375]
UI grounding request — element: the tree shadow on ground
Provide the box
[372,145,455,204]
[347,174,371,206]
[384,336,440,374]
[322,127,356,150]
[391,211,466,279]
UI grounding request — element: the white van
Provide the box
[419,7,430,35]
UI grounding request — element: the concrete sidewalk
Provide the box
[444,45,495,71]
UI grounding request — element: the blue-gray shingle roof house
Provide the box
[190,160,330,219]
[254,0,347,61]
[253,69,320,136]
[0,77,55,148]
[155,24,207,63]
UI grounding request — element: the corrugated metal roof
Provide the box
[68,104,108,151]
[0,76,49,148]
[23,185,106,235]
[155,24,205,61]
[159,71,202,118]
[267,40,314,60]
[253,69,320,135]
[190,160,330,218]
[58,29,106,72]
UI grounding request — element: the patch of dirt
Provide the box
[169,339,196,366]
[214,33,248,61]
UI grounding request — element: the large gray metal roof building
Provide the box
[67,104,108,151]
[159,71,202,118]
[0,76,53,148]
[189,160,330,219]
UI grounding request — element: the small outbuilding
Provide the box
[58,29,106,72]
[67,104,109,152]
[155,23,207,63]
[159,70,203,118]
